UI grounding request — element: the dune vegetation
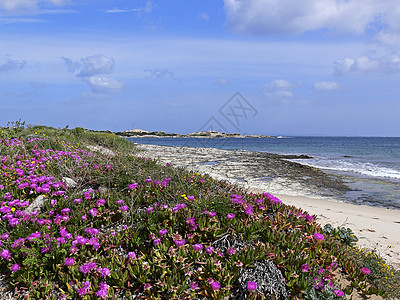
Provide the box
[0,122,399,299]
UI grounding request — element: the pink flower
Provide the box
[100,267,111,277]
[301,263,310,272]
[206,246,214,255]
[159,229,168,236]
[120,205,129,212]
[190,282,198,290]
[313,232,325,241]
[128,183,138,190]
[361,267,370,275]
[0,249,11,260]
[10,263,19,272]
[334,289,344,297]
[226,213,235,220]
[227,247,236,255]
[144,283,151,290]
[193,243,203,251]
[174,239,185,248]
[211,281,221,290]
[64,258,75,266]
[247,281,257,291]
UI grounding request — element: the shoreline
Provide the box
[135,143,400,269]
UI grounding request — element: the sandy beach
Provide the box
[135,143,400,269]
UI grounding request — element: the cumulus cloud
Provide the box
[334,54,400,74]
[263,79,301,101]
[313,81,340,91]
[0,0,67,15]
[264,79,302,90]
[77,54,115,77]
[144,68,174,79]
[62,54,124,94]
[0,56,27,72]
[223,0,400,38]
[83,75,124,94]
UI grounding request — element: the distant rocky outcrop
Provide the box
[115,129,276,138]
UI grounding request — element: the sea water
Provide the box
[128,136,400,210]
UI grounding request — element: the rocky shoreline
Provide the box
[134,143,351,199]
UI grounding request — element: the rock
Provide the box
[63,177,77,188]
[25,195,48,214]
[237,260,288,299]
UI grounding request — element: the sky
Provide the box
[1,0,400,136]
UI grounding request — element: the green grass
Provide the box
[0,124,399,299]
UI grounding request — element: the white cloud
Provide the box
[313,81,340,91]
[84,75,124,94]
[104,8,139,13]
[265,90,293,99]
[223,0,400,38]
[263,79,301,101]
[334,54,400,74]
[77,54,115,77]
[0,0,67,15]
[264,79,302,90]
[144,68,174,79]
[62,54,124,94]
[0,56,27,72]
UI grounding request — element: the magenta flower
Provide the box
[27,231,41,241]
[116,199,124,205]
[313,232,325,241]
[211,281,221,290]
[0,233,9,240]
[334,289,344,297]
[159,229,168,236]
[100,267,111,277]
[95,283,109,298]
[153,238,161,245]
[64,258,75,266]
[146,207,153,214]
[89,208,98,217]
[128,183,138,190]
[361,267,371,275]
[120,205,129,212]
[193,243,203,251]
[0,249,11,260]
[128,252,136,260]
[206,246,214,255]
[96,199,106,206]
[190,282,198,290]
[247,281,257,291]
[10,263,20,273]
[227,247,236,255]
[187,195,195,201]
[73,198,82,204]
[144,283,151,290]
[226,213,235,220]
[301,263,310,272]
[174,239,185,248]
[208,211,217,217]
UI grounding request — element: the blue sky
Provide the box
[1,0,400,136]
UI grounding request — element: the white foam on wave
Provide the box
[291,158,400,180]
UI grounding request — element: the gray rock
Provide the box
[62,177,77,188]
[25,195,48,214]
[237,260,288,299]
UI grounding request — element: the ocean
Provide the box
[128,136,400,210]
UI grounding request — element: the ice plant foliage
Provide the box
[0,127,391,299]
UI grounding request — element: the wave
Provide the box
[291,158,400,180]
